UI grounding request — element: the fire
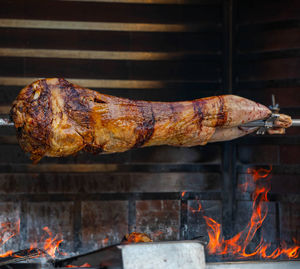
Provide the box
[28,226,66,258]
[66,263,91,268]
[39,226,67,258]
[181,191,202,214]
[125,232,153,243]
[190,199,202,214]
[0,221,66,260]
[0,220,20,258]
[203,167,300,259]
[101,237,109,245]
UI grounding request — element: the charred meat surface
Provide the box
[10,78,292,163]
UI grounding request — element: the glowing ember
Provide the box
[125,232,152,243]
[152,230,163,237]
[202,167,300,259]
[190,199,202,214]
[101,237,109,245]
[66,263,91,268]
[181,192,202,214]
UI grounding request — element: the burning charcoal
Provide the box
[123,232,152,243]
[0,248,44,266]
[65,263,91,268]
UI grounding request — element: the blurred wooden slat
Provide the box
[0,77,167,88]
[0,19,201,32]
[0,172,221,194]
[0,144,221,164]
[238,0,300,25]
[0,163,221,173]
[0,105,10,113]
[61,0,220,4]
[0,77,219,91]
[0,57,221,81]
[0,29,221,52]
[1,0,220,24]
[238,57,300,82]
[0,48,214,60]
[6,164,119,173]
[238,28,300,54]
[0,136,17,144]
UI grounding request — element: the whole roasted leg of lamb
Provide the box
[10,78,292,163]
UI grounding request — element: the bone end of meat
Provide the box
[274,114,292,128]
[10,78,87,162]
[267,114,292,135]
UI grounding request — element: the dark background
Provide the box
[0,0,299,261]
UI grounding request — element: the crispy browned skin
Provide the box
[10,78,291,163]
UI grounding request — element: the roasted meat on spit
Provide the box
[10,78,292,163]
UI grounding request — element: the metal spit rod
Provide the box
[0,95,299,129]
[1,116,300,128]
[242,118,300,127]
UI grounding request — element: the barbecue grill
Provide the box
[0,0,299,268]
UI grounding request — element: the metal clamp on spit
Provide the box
[241,95,300,135]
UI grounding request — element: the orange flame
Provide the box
[0,220,66,260]
[182,191,202,214]
[66,263,91,268]
[125,232,152,243]
[190,200,202,214]
[40,226,67,258]
[101,237,109,245]
[204,167,300,259]
[0,220,20,258]
[182,199,202,214]
[0,250,13,258]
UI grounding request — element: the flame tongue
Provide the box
[40,226,66,258]
[0,220,20,258]
[204,167,300,259]
[0,221,66,260]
